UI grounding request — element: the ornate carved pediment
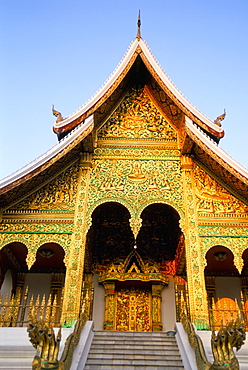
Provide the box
[98,249,168,285]
[194,166,248,214]
[98,87,178,142]
[10,165,78,211]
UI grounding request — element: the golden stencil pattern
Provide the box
[13,164,79,211]
[0,222,73,234]
[98,88,178,141]
[88,154,183,217]
[181,157,209,325]
[194,166,248,214]
[115,288,151,331]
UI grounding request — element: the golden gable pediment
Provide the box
[98,87,178,142]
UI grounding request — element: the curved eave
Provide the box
[53,39,141,134]
[185,117,248,200]
[0,115,94,196]
[53,38,224,139]
[139,41,224,139]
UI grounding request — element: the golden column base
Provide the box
[103,282,115,330]
[151,283,164,332]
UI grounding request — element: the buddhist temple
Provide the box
[0,16,247,370]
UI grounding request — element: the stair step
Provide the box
[86,358,183,365]
[85,331,184,369]
[0,358,33,369]
[89,347,180,355]
[93,336,176,341]
[91,340,177,349]
[94,334,175,338]
[84,364,184,370]
[0,346,35,370]
[87,355,181,361]
[0,367,31,370]
[0,351,35,358]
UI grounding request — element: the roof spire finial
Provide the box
[136,10,141,40]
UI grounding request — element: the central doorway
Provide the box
[115,286,151,331]
[86,201,182,331]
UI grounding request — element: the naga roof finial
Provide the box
[136,10,141,40]
[214,109,226,127]
[52,105,63,123]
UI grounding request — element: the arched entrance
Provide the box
[0,242,65,326]
[86,202,182,331]
[204,246,241,329]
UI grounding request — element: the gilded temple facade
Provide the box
[0,27,248,334]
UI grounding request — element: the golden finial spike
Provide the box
[136,10,141,40]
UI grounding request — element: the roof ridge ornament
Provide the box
[52,105,63,123]
[214,109,226,127]
[136,10,141,40]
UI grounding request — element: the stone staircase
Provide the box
[84,330,184,369]
[0,327,72,370]
[0,345,35,370]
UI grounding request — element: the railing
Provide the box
[0,287,62,327]
[208,296,248,331]
[175,277,248,331]
[0,279,94,328]
[174,276,190,320]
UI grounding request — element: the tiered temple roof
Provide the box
[0,23,247,206]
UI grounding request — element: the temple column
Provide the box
[61,153,92,325]
[103,282,115,330]
[16,273,27,326]
[50,273,64,303]
[181,156,209,329]
[151,283,163,331]
[81,274,94,320]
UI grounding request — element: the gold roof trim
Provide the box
[98,249,169,285]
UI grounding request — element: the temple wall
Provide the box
[0,88,247,328]
[92,274,105,330]
[161,276,176,332]
[0,269,12,301]
[215,277,241,304]
[24,273,51,301]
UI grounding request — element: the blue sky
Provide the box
[1,0,248,179]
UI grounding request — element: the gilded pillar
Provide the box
[181,156,209,328]
[50,273,64,306]
[205,276,215,301]
[103,282,115,330]
[241,276,248,303]
[61,153,92,325]
[151,283,163,331]
[15,272,26,297]
[81,274,94,320]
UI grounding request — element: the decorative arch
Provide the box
[242,248,248,274]
[30,243,66,272]
[135,202,182,263]
[0,242,28,271]
[135,199,185,234]
[200,237,247,274]
[0,242,28,294]
[85,201,135,268]
[0,234,71,268]
[205,245,239,276]
[0,234,32,252]
[31,234,71,255]
[87,197,135,219]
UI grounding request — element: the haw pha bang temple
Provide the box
[0,16,247,370]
